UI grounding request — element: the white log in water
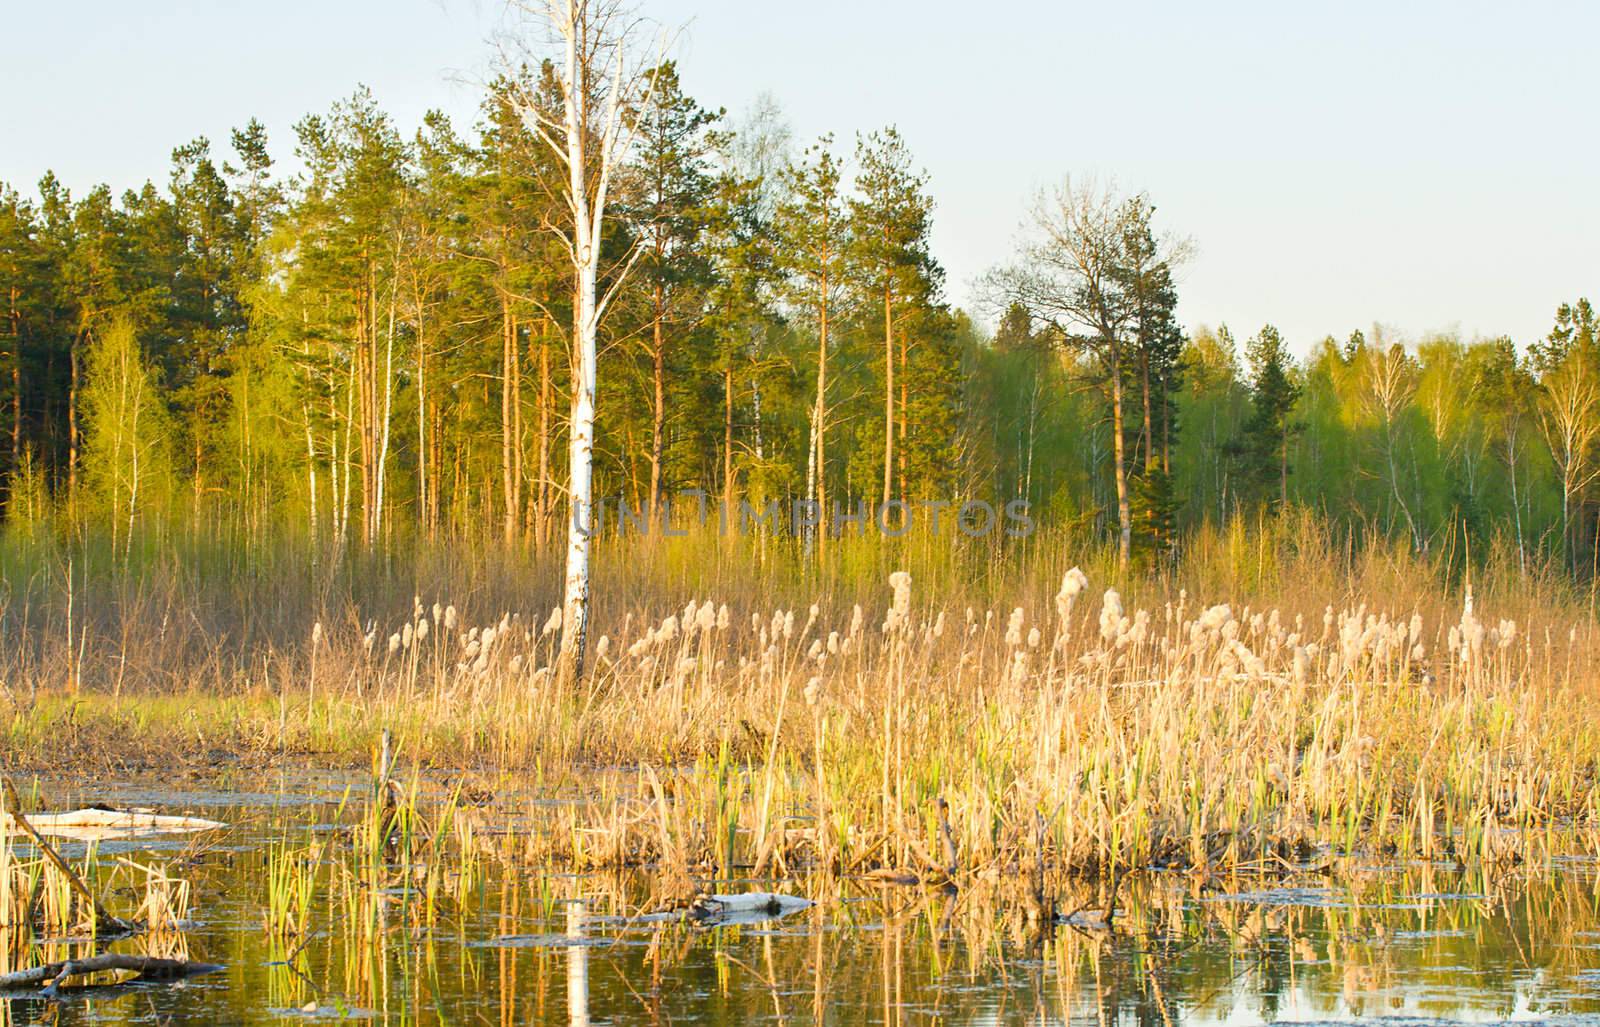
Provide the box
[691,892,814,924]
[2,809,227,840]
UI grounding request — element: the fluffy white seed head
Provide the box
[1098,590,1124,643]
[1005,607,1025,647]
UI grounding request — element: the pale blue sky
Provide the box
[4,0,1596,351]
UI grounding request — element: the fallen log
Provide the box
[688,892,813,924]
[0,954,223,997]
[2,779,132,935]
[0,808,227,840]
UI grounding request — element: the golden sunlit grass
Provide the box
[4,510,1600,881]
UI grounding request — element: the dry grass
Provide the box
[3,511,1600,880]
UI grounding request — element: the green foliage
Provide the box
[0,67,1595,584]
[1234,324,1301,511]
[80,316,174,543]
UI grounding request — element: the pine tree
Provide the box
[226,119,283,273]
[702,158,769,516]
[167,137,242,505]
[0,185,46,496]
[284,88,408,545]
[993,301,1033,352]
[628,62,720,516]
[1235,324,1300,511]
[773,137,848,553]
[1115,196,1185,558]
[849,127,939,508]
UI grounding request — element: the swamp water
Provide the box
[5,775,1600,1025]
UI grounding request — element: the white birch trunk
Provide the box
[302,406,318,543]
[514,0,655,685]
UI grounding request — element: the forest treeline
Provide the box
[1,64,1597,572]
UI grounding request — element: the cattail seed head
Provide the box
[1098,590,1124,643]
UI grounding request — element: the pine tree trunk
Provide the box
[1280,433,1289,511]
[898,329,908,501]
[501,290,517,544]
[7,285,19,491]
[1140,354,1154,473]
[805,397,817,548]
[882,282,894,508]
[415,289,429,542]
[723,360,735,519]
[357,254,377,548]
[1160,366,1172,476]
[512,316,523,535]
[68,329,80,509]
[536,330,551,554]
[429,398,442,538]
[340,361,356,546]
[649,284,665,516]
[1110,341,1131,566]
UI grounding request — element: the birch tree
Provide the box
[1537,349,1600,568]
[81,316,173,560]
[506,0,658,685]
[1361,340,1421,547]
[1476,339,1535,574]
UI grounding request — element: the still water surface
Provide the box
[6,775,1600,1025]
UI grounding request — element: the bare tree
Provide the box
[505,0,660,685]
[1361,340,1421,548]
[986,180,1179,566]
[1538,351,1600,568]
